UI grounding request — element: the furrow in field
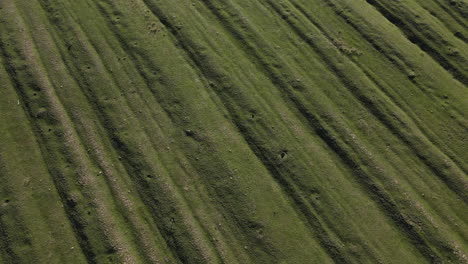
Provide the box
[259,0,467,259]
[36,10,217,264]
[0,55,91,263]
[0,26,97,264]
[2,1,146,262]
[323,0,468,120]
[265,0,467,204]
[32,1,193,262]
[262,1,468,243]
[136,0,454,262]
[413,0,468,41]
[314,0,468,172]
[312,0,468,186]
[92,0,330,262]
[291,0,468,171]
[138,1,362,263]
[435,0,468,27]
[364,0,468,85]
[93,1,374,262]
[0,0,466,262]
[36,0,254,262]
[84,23,246,264]
[286,0,464,236]
[178,0,464,260]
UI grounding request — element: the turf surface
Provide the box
[0,0,467,263]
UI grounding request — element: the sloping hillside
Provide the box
[0,0,467,263]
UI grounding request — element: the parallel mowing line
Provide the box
[103,11,261,264]
[265,0,468,203]
[0,34,95,264]
[323,0,468,123]
[286,0,468,231]
[433,0,468,29]
[184,0,459,262]
[318,0,468,173]
[2,0,465,262]
[151,0,460,262]
[34,2,175,262]
[0,25,95,264]
[39,9,203,264]
[95,0,332,262]
[84,37,222,263]
[260,0,463,260]
[93,27,245,263]
[314,2,468,184]
[16,7,144,261]
[282,0,468,177]
[91,1,290,262]
[139,0,379,263]
[7,1,142,263]
[413,0,468,41]
[364,0,468,85]
[0,62,87,263]
[0,63,39,263]
[75,4,227,262]
[293,0,468,171]
[40,0,229,262]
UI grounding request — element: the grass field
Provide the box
[0,0,467,263]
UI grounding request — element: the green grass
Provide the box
[0,0,467,263]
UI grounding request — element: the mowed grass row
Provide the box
[135,0,441,262]
[0,0,466,263]
[304,0,468,170]
[139,0,463,260]
[0,53,88,264]
[0,1,152,263]
[364,0,468,84]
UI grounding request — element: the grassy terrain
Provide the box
[0,0,466,263]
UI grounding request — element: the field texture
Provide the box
[0,0,467,263]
